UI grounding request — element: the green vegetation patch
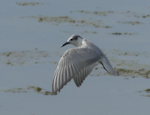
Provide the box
[23,16,111,28]
[117,21,143,25]
[16,2,43,6]
[75,10,114,16]
[1,86,57,95]
[108,32,137,35]
[116,68,150,78]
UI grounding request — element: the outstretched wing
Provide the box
[99,55,119,76]
[85,40,118,76]
[52,47,100,93]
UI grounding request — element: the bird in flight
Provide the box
[52,35,118,93]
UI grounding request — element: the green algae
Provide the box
[116,68,150,78]
[16,2,43,6]
[108,32,136,35]
[74,10,114,16]
[22,16,111,28]
[34,87,42,92]
[117,21,143,25]
[1,86,57,95]
[145,89,150,92]
[0,50,53,66]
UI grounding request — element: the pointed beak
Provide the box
[61,42,69,47]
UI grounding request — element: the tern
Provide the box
[52,35,118,93]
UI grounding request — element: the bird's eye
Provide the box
[70,39,73,41]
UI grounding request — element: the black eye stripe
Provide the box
[70,35,82,41]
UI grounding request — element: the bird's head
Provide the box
[61,35,83,47]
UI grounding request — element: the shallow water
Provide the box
[0,0,150,115]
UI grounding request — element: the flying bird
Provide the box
[52,35,118,93]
